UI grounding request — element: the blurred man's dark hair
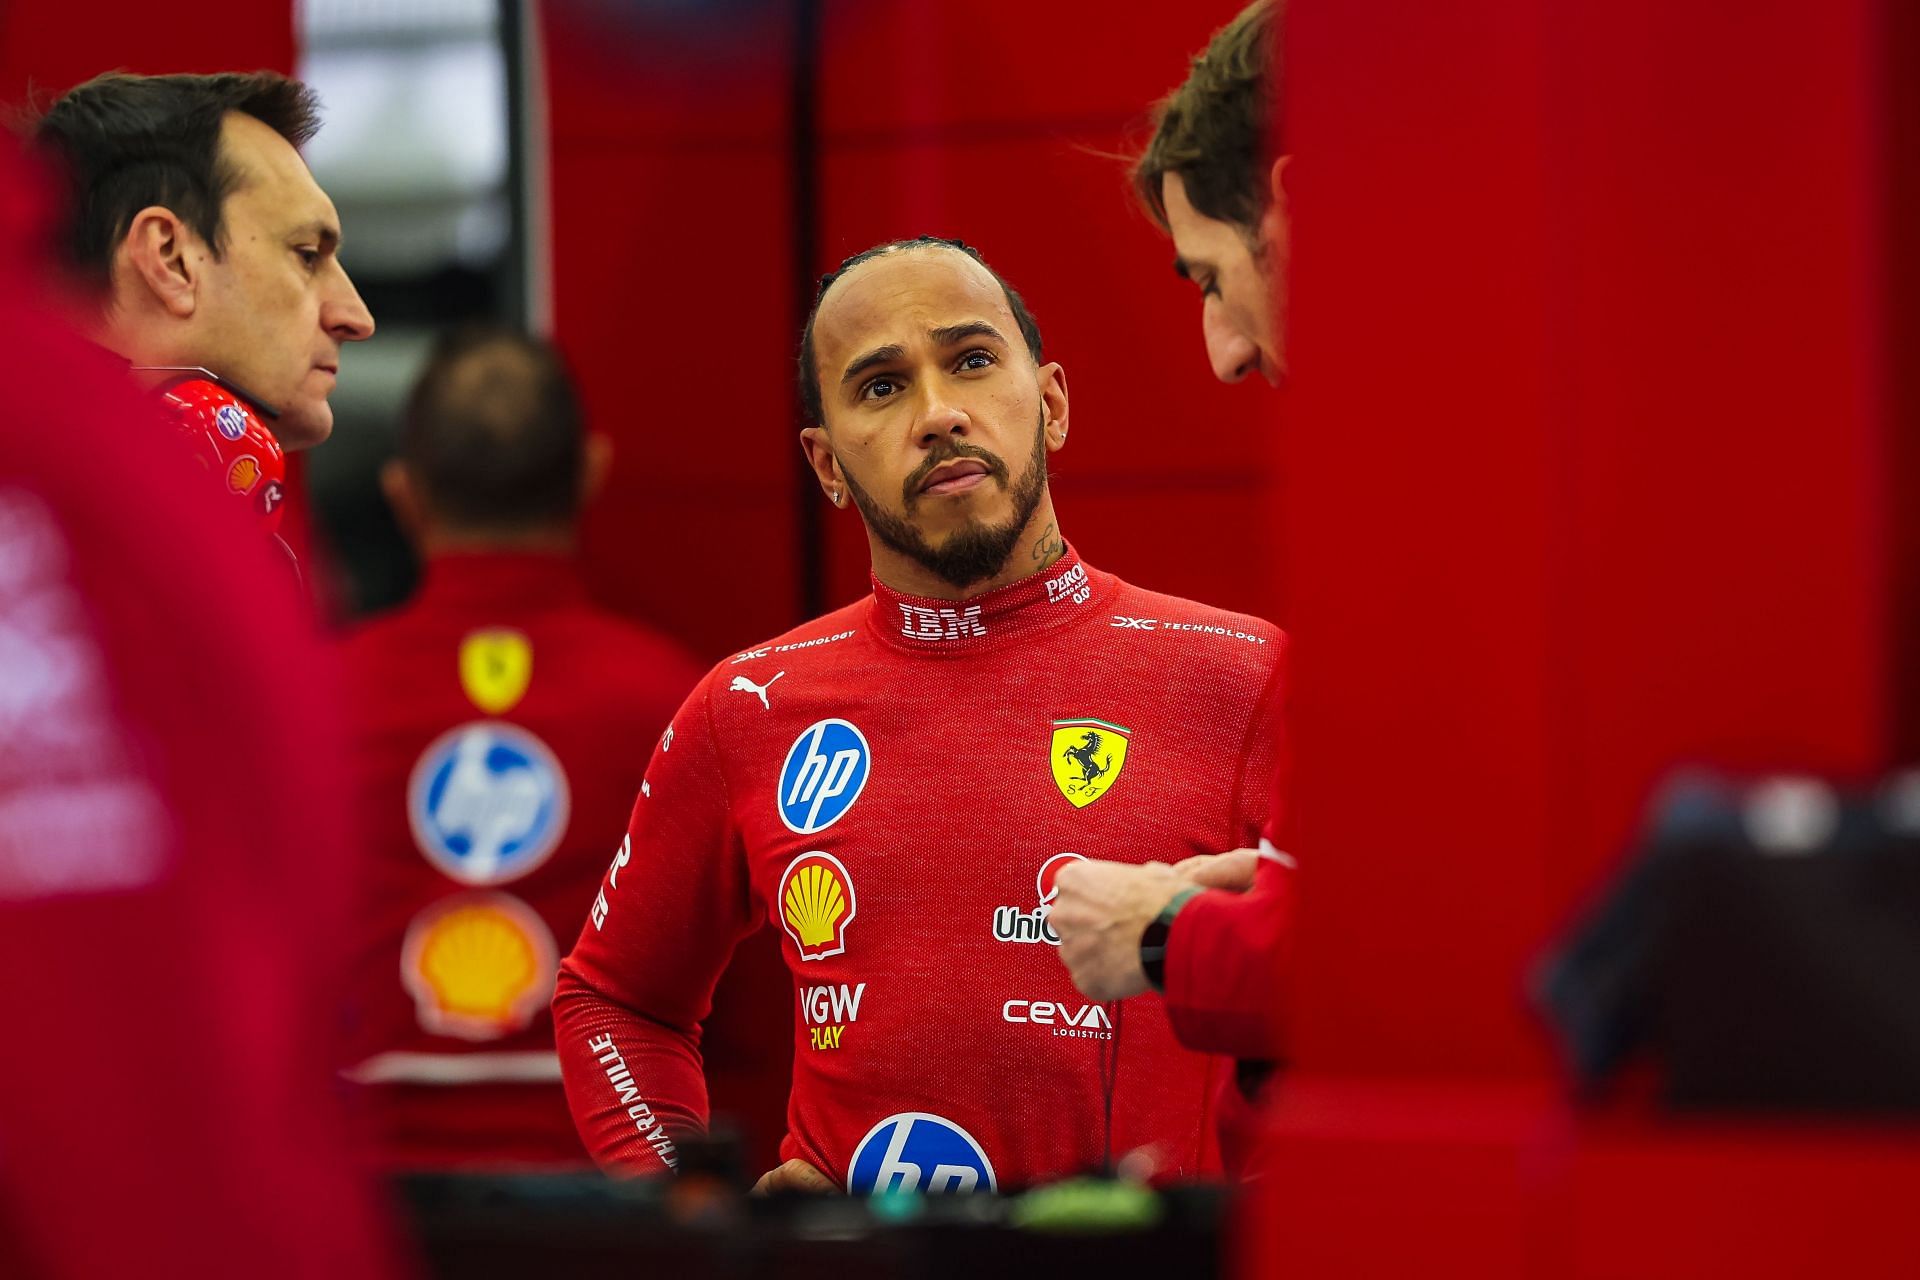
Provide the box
[797,235,1045,425]
[31,71,322,291]
[1133,0,1281,235]
[399,327,587,534]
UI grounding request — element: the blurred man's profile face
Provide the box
[1162,170,1286,387]
[183,112,374,449]
[808,247,1060,589]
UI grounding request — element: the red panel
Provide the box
[1264,0,1899,1272]
[0,0,294,106]
[548,132,799,656]
[542,0,790,146]
[1541,0,1889,908]
[549,144,797,494]
[1567,1123,1920,1280]
[1286,0,1555,1078]
[818,0,1251,138]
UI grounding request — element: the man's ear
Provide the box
[381,458,425,543]
[1260,155,1291,244]
[1039,361,1070,453]
[119,206,200,319]
[798,425,847,506]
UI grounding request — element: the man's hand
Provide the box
[750,1158,837,1195]
[1049,859,1185,1001]
[748,1159,840,1197]
[1170,848,1261,892]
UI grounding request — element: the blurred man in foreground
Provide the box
[555,236,1285,1194]
[1048,0,1292,1177]
[334,328,770,1169]
[32,71,373,548]
[0,134,398,1279]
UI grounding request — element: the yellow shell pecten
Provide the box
[418,903,540,1019]
[784,863,846,947]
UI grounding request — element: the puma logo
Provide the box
[728,671,785,710]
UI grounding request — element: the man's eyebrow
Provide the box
[929,321,1007,349]
[841,343,906,386]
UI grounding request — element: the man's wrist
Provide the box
[1139,885,1203,992]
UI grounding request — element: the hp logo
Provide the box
[777,719,870,834]
[847,1112,995,1195]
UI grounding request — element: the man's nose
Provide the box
[1203,297,1258,384]
[323,264,376,343]
[915,382,970,445]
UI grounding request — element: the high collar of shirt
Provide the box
[416,550,588,615]
[867,544,1109,654]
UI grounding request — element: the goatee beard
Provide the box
[844,416,1048,591]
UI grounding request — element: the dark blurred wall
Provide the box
[544,0,1276,664]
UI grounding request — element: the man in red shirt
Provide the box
[32,71,375,452]
[554,237,1286,1193]
[0,140,398,1278]
[335,327,729,1169]
[1047,0,1291,1177]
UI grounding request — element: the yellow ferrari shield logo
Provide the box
[1051,718,1130,808]
[459,628,533,715]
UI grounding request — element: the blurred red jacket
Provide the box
[0,147,402,1278]
[334,551,788,1168]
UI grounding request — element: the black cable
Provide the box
[1100,998,1122,1172]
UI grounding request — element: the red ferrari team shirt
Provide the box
[335,551,714,1167]
[555,547,1284,1191]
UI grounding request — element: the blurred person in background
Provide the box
[1048,0,1292,1179]
[555,236,1284,1194]
[30,71,373,549]
[0,132,398,1278]
[335,327,736,1170]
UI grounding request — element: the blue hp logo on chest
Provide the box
[847,1112,996,1194]
[777,718,871,834]
[407,722,571,884]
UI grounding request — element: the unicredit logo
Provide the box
[991,852,1085,945]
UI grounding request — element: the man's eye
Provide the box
[1198,277,1221,299]
[861,378,899,401]
[295,248,321,271]
[958,350,995,371]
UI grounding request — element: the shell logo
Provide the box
[225,455,261,494]
[401,893,558,1041]
[777,851,856,961]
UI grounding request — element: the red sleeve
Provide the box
[1160,853,1294,1060]
[1161,637,1293,1062]
[552,677,761,1173]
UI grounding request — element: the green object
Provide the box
[1140,885,1204,991]
[1010,1178,1164,1234]
[868,1186,925,1224]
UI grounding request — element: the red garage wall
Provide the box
[0,2,293,107]
[1263,0,1906,1273]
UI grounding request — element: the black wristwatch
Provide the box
[1140,886,1203,992]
